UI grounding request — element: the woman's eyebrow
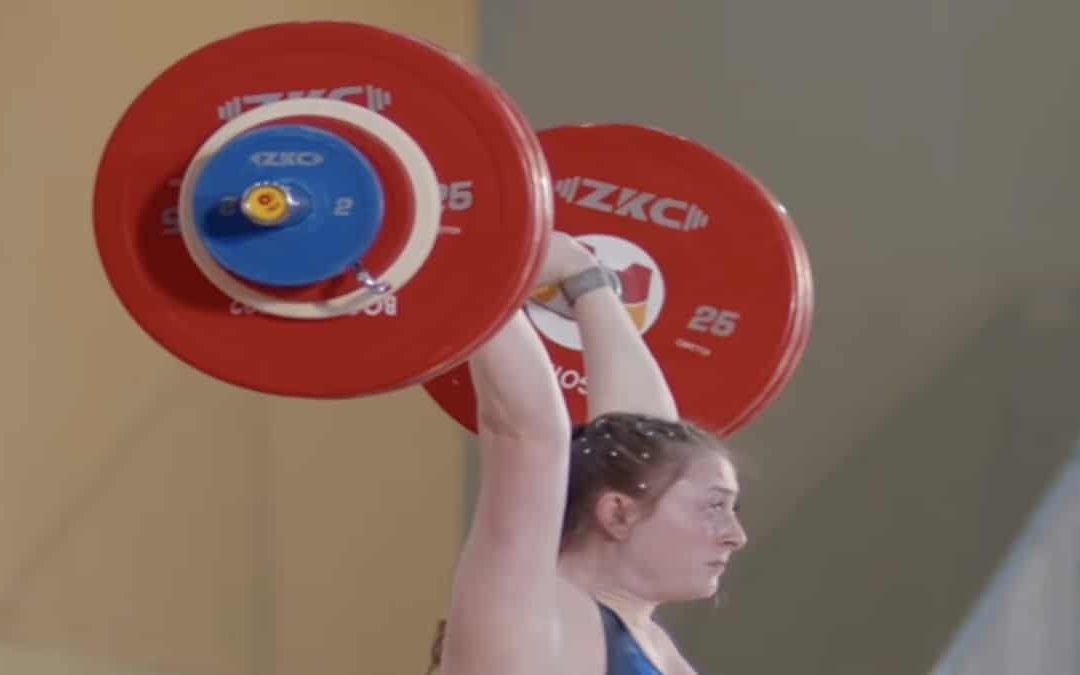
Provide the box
[707,486,738,496]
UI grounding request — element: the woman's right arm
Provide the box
[439,310,572,674]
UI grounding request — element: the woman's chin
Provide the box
[668,577,721,603]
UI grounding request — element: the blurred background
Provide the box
[1,0,1077,673]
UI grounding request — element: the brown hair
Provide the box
[424,619,447,675]
[425,412,728,673]
[561,412,727,550]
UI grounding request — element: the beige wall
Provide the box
[0,3,475,674]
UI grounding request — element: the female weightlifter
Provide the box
[430,232,748,675]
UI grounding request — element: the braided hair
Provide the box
[562,412,727,550]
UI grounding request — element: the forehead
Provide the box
[672,451,739,493]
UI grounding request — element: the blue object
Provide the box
[599,604,664,675]
[192,124,385,287]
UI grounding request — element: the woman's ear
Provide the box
[593,490,644,541]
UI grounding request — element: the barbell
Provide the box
[93,21,813,435]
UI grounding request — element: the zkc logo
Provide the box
[216,85,393,121]
[554,176,709,232]
[249,151,325,167]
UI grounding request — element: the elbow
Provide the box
[476,405,571,444]
[474,381,572,442]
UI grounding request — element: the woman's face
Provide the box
[620,451,748,602]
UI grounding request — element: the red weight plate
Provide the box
[94,22,552,397]
[424,124,809,434]
[723,203,815,431]
[721,200,812,425]
[734,295,811,428]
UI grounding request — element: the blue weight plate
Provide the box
[193,124,385,287]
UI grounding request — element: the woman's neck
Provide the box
[558,544,658,629]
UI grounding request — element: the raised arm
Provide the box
[469,310,570,441]
[440,264,574,673]
[557,237,679,421]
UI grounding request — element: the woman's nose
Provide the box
[724,516,748,550]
